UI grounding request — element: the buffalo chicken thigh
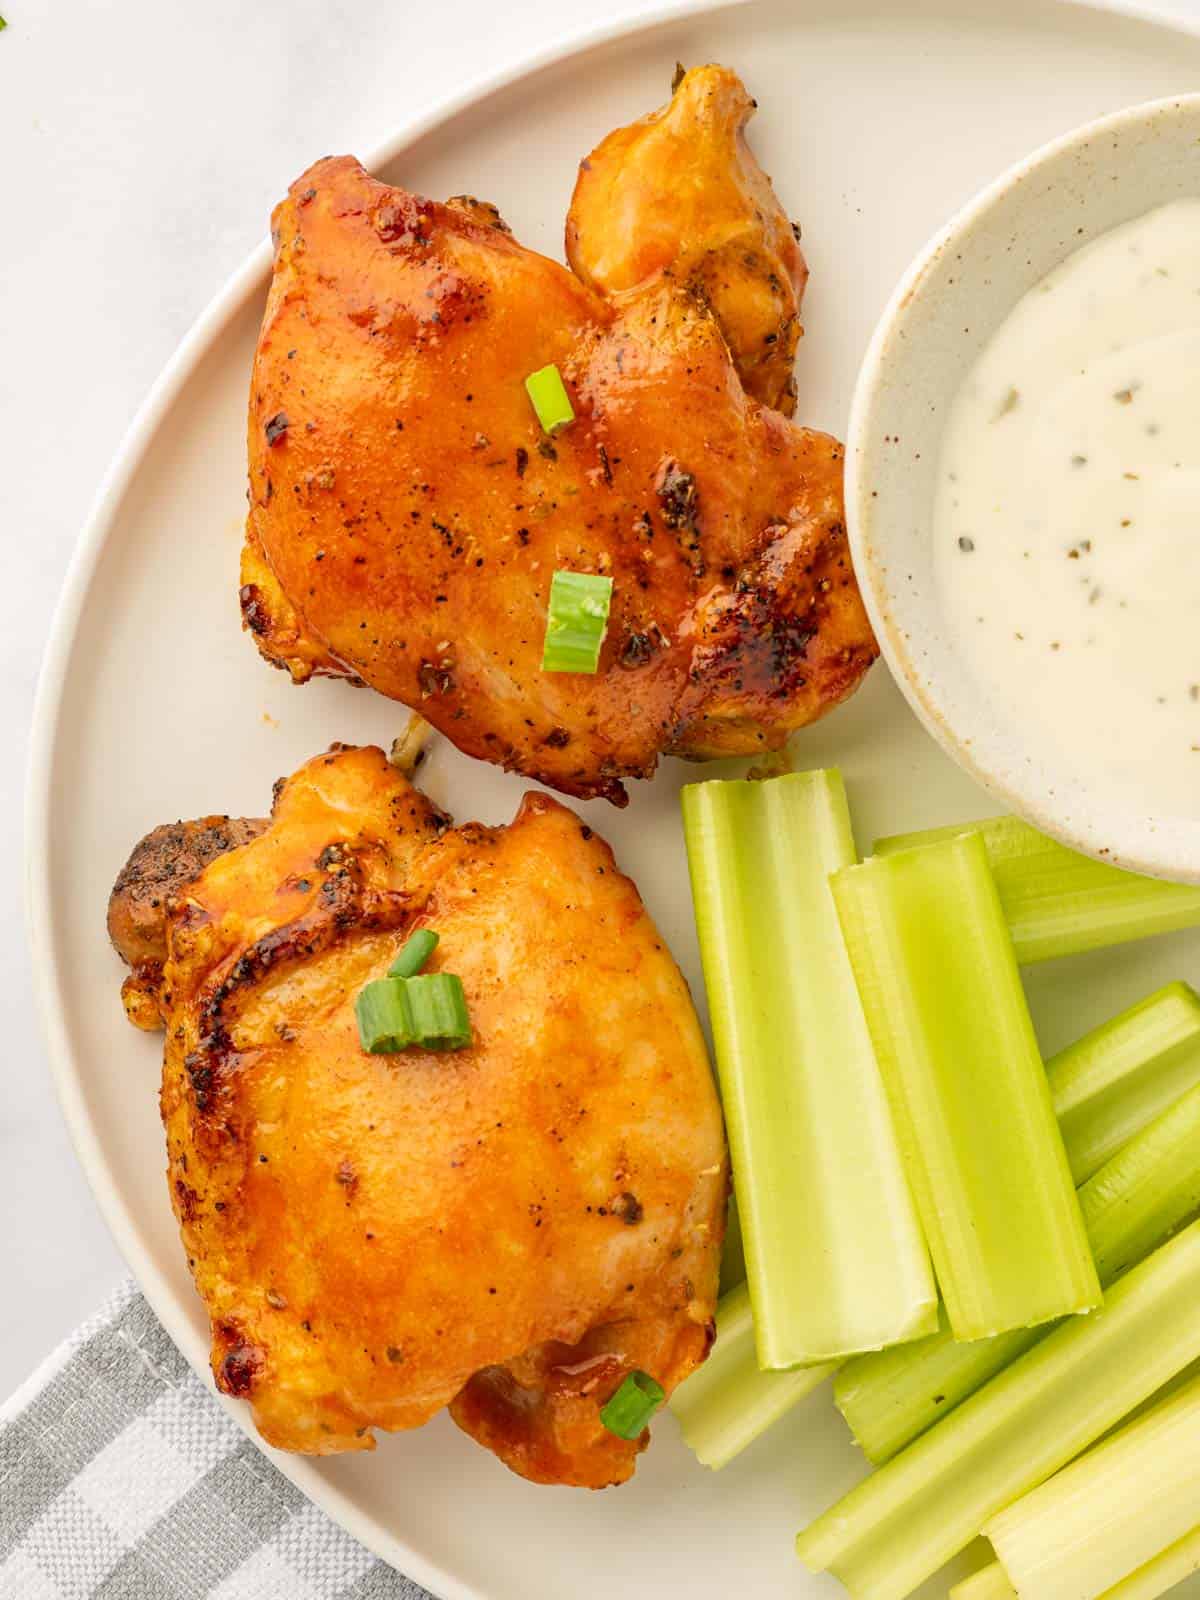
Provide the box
[108,746,727,1485]
[241,66,876,804]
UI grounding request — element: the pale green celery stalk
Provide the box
[950,1565,1016,1600]
[668,1284,836,1469]
[955,1542,1200,1600]
[681,772,936,1368]
[874,815,1200,965]
[1080,1083,1200,1280]
[1102,1355,1200,1440]
[1048,981,1200,1184]
[836,1009,1200,1464]
[795,1219,1200,1600]
[830,833,1098,1341]
[984,1373,1200,1600]
[1105,1527,1200,1599]
[693,1039,1200,1473]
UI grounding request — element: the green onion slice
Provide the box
[600,1371,665,1439]
[404,973,471,1050]
[541,570,613,674]
[355,977,415,1053]
[356,966,471,1055]
[524,363,575,434]
[388,928,439,979]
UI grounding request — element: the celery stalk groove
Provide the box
[955,1546,1200,1600]
[840,1085,1200,1463]
[1101,1526,1200,1600]
[688,1050,1200,1472]
[795,1219,1200,1600]
[1046,981,1200,1184]
[985,1373,1200,1600]
[831,833,1098,1341]
[875,815,1200,965]
[837,1000,1200,1463]
[668,1284,836,1469]
[681,772,936,1368]
[951,1566,1017,1600]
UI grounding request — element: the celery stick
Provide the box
[985,1373,1200,1600]
[831,833,1098,1341]
[1097,1357,1200,1448]
[1080,1081,1200,1281]
[955,1539,1200,1600]
[835,1299,1036,1469]
[1108,1526,1200,1599]
[1048,981,1200,1184]
[875,815,1200,965]
[837,1004,1200,1464]
[685,979,1200,1477]
[668,1283,836,1469]
[795,1219,1200,1600]
[681,772,936,1368]
[951,1566,1017,1600]
[692,1026,1200,1473]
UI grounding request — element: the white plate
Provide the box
[26,2,1200,1596]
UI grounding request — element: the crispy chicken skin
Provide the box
[108,746,726,1486]
[566,63,807,415]
[107,817,268,1029]
[241,65,876,805]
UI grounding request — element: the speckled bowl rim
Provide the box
[846,92,1200,884]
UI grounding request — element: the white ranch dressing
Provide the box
[933,200,1200,816]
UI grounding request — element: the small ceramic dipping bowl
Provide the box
[846,94,1200,883]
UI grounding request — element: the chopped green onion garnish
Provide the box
[541,570,613,674]
[403,973,471,1050]
[600,1370,665,1439]
[355,977,415,1053]
[523,363,575,434]
[388,928,439,979]
[356,966,470,1054]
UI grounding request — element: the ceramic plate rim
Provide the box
[24,1,1200,1594]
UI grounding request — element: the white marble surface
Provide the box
[6,0,1200,1417]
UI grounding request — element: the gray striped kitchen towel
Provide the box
[0,1280,432,1599]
